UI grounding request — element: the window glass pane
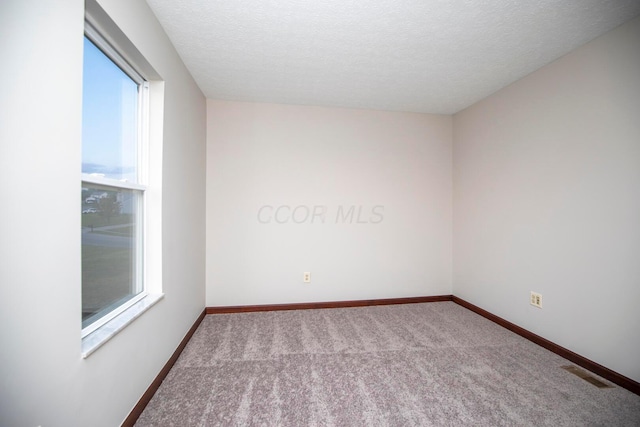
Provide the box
[81,184,141,328]
[82,36,138,183]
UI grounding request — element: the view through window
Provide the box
[81,30,147,334]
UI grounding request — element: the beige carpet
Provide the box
[136,302,640,426]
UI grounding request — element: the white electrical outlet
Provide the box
[530,291,542,308]
[303,272,311,283]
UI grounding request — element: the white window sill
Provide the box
[81,293,164,358]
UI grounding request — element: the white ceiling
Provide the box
[145,0,640,114]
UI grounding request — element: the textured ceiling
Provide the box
[145,0,640,114]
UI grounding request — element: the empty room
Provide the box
[1,0,639,426]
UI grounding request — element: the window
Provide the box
[81,23,149,338]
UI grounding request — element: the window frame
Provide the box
[81,21,150,339]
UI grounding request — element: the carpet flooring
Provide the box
[135,302,640,426]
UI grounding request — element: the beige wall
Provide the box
[207,100,452,306]
[0,0,206,425]
[453,17,640,382]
